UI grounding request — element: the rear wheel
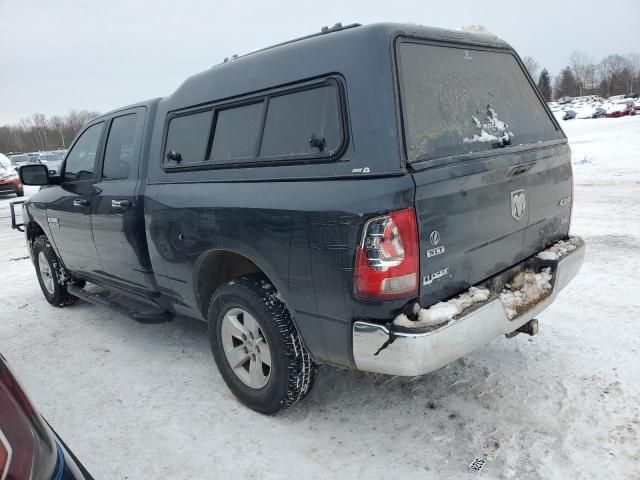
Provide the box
[208,274,316,414]
[32,236,78,307]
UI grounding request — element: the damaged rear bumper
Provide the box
[352,237,585,376]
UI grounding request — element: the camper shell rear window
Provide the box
[396,40,563,163]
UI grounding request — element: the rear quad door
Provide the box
[396,40,573,306]
[46,121,105,276]
[89,108,151,295]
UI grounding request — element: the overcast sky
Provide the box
[1,0,638,124]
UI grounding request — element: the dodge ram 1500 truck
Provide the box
[15,23,584,414]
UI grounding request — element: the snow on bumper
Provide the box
[352,237,585,376]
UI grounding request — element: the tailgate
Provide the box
[412,145,572,306]
[395,39,571,306]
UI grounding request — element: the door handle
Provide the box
[111,199,131,209]
[73,199,89,207]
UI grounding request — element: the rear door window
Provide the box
[102,113,138,179]
[397,42,562,163]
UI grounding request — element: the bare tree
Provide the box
[569,50,593,96]
[31,113,49,150]
[626,53,640,93]
[522,56,540,79]
[0,109,101,153]
[598,54,628,96]
[49,115,67,149]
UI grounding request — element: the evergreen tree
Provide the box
[537,68,552,101]
[556,66,579,99]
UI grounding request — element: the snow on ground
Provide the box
[1,116,640,479]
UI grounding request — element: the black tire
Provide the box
[32,235,78,307]
[15,186,24,197]
[208,274,317,414]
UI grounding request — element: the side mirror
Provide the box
[19,164,50,186]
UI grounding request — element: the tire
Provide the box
[15,187,24,197]
[208,274,317,414]
[32,235,78,307]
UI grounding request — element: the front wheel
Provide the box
[15,186,24,197]
[208,275,317,414]
[32,236,78,307]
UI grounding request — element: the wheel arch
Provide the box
[25,220,46,247]
[192,248,290,321]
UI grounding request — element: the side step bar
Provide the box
[67,284,173,324]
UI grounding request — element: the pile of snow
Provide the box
[499,268,552,320]
[536,237,580,261]
[464,107,513,145]
[393,287,491,329]
[458,25,498,38]
[394,262,561,328]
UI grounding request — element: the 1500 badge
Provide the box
[423,268,449,286]
[47,217,60,229]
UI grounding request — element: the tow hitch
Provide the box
[505,318,539,338]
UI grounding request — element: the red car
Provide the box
[605,101,637,118]
[0,154,24,197]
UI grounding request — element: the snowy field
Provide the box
[1,116,639,479]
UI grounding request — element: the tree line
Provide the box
[523,52,640,101]
[0,110,100,154]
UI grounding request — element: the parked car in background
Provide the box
[0,353,92,479]
[605,100,636,118]
[38,151,66,175]
[7,153,41,168]
[562,109,577,120]
[0,153,23,196]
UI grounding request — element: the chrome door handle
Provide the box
[111,199,131,209]
[73,199,89,207]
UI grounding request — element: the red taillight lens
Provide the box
[354,208,419,300]
[0,431,11,480]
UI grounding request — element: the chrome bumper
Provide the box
[352,238,585,376]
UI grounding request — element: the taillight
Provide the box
[354,208,419,300]
[0,431,11,480]
[0,357,58,480]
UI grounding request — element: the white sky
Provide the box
[1,0,639,124]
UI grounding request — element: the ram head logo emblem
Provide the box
[511,189,526,220]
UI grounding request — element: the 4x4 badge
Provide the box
[511,189,526,220]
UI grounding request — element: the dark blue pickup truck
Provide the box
[15,23,584,413]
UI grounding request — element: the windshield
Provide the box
[39,153,65,163]
[397,42,563,163]
[8,154,34,164]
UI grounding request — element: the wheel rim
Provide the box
[38,251,55,294]
[221,308,272,389]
